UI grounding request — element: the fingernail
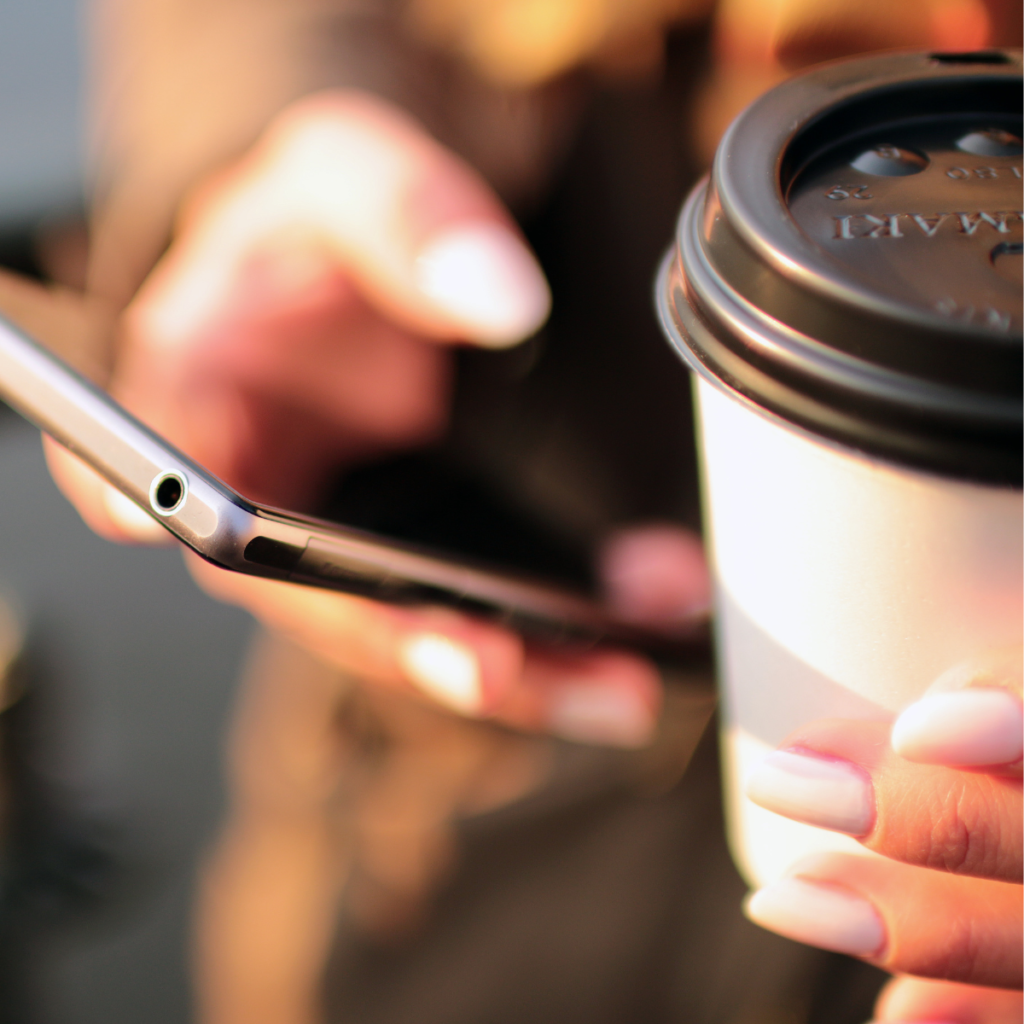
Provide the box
[603,570,712,627]
[745,749,874,836]
[546,684,655,748]
[414,223,550,347]
[745,877,885,956]
[892,689,1023,767]
[397,632,482,714]
[600,526,711,627]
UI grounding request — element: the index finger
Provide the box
[748,851,1022,989]
[134,91,550,354]
[746,718,1022,882]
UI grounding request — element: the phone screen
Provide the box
[319,450,597,596]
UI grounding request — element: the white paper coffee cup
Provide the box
[657,51,1023,887]
[697,376,1022,885]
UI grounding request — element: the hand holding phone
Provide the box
[19,92,710,744]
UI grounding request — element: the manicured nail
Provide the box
[745,877,885,956]
[397,632,482,714]
[599,525,711,627]
[745,749,874,836]
[414,223,550,347]
[892,689,1023,767]
[546,684,654,748]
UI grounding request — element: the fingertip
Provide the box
[396,618,525,716]
[744,748,875,836]
[599,525,711,628]
[414,223,550,347]
[892,689,1024,768]
[527,647,661,748]
[398,632,483,713]
[744,875,886,957]
[545,682,657,748]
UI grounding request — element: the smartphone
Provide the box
[0,312,704,654]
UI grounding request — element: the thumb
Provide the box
[891,646,1023,772]
[134,90,550,352]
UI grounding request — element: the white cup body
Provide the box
[694,377,1023,889]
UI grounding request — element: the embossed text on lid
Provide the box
[787,113,1022,337]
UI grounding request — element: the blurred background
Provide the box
[0,7,254,1020]
[3,1,1016,1021]
[0,0,84,278]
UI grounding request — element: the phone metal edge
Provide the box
[0,313,644,642]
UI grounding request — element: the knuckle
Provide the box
[920,786,1001,877]
[882,769,1021,880]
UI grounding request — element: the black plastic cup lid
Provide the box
[657,50,1022,486]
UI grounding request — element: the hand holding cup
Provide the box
[744,648,1022,1020]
